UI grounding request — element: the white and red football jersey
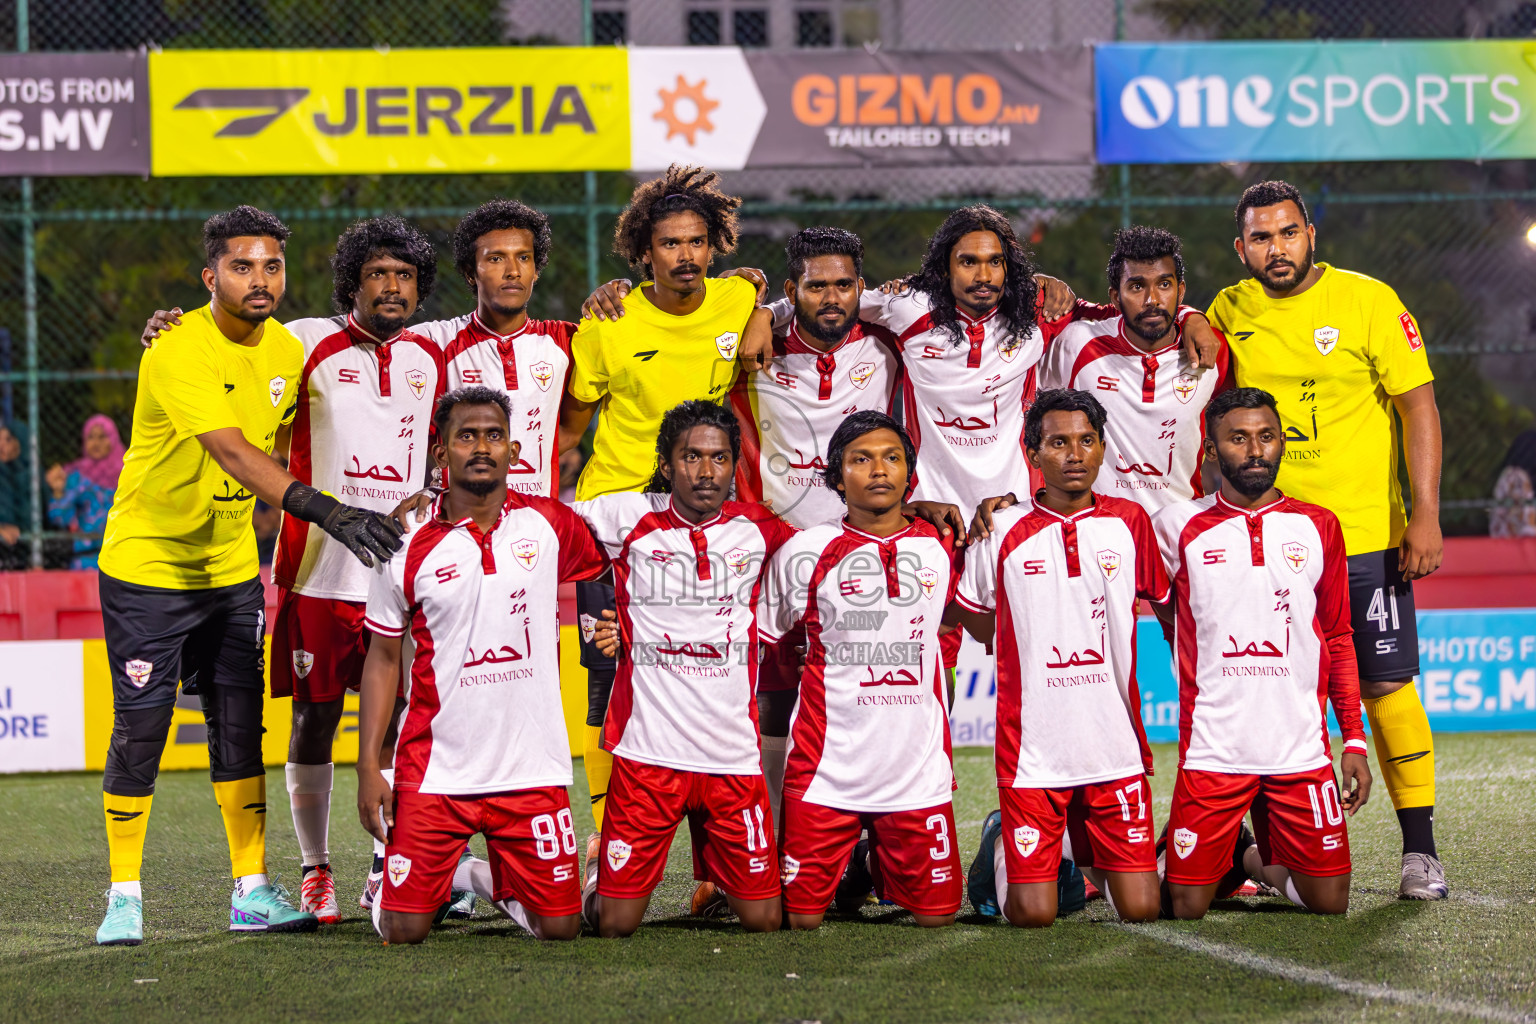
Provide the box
[575,493,797,775]
[1152,492,1368,775]
[1040,315,1231,515]
[955,496,1169,789]
[276,315,445,601]
[730,319,901,529]
[415,314,574,497]
[759,518,958,813]
[365,492,608,795]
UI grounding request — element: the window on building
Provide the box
[796,8,833,46]
[841,3,880,46]
[733,8,769,46]
[593,9,626,45]
[687,9,722,44]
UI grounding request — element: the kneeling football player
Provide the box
[578,401,797,937]
[356,386,609,943]
[950,390,1168,926]
[1151,388,1372,918]
[760,412,964,929]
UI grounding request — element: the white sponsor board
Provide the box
[0,640,85,772]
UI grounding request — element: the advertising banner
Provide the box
[627,46,1094,170]
[0,51,149,175]
[951,608,1536,747]
[1096,41,1536,164]
[148,48,632,176]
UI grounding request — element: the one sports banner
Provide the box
[1096,40,1536,164]
[950,608,1536,748]
[0,51,150,175]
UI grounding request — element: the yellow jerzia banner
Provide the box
[149,48,631,176]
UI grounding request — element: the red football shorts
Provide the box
[1164,765,1352,886]
[597,755,779,902]
[779,795,962,917]
[999,774,1157,884]
[380,786,581,916]
[269,589,367,701]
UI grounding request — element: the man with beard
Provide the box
[1207,181,1447,901]
[1152,387,1372,919]
[95,207,402,946]
[140,217,446,922]
[1039,227,1231,514]
[356,386,609,945]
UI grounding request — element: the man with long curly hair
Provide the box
[557,166,773,906]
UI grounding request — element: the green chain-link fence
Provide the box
[2,0,1533,566]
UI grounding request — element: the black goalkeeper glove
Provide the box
[283,483,404,568]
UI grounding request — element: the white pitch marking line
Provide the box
[1131,926,1535,1023]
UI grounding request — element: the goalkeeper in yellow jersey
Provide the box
[1206,181,1446,900]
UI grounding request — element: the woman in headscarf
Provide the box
[0,419,31,569]
[1490,430,1536,539]
[46,414,124,569]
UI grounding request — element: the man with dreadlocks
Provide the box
[573,400,794,938]
[557,166,774,909]
[140,217,443,924]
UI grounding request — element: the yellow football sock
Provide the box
[583,725,612,831]
[213,776,268,879]
[1363,684,1436,811]
[103,792,153,884]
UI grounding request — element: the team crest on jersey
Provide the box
[405,368,428,400]
[916,566,939,599]
[849,361,876,389]
[1172,828,1198,859]
[512,539,539,570]
[725,547,751,577]
[606,839,633,872]
[1313,326,1340,356]
[291,649,314,679]
[530,360,555,391]
[268,376,287,407]
[996,331,1024,363]
[125,659,153,688]
[782,855,801,885]
[387,854,412,886]
[1282,541,1309,573]
[1014,826,1040,858]
[1172,372,1198,404]
[579,613,598,644]
[715,331,740,360]
[1097,549,1122,581]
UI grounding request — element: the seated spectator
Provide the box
[1490,430,1536,538]
[46,414,124,569]
[0,420,31,570]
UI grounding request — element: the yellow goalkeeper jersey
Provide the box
[570,276,756,500]
[100,304,301,589]
[1207,263,1434,555]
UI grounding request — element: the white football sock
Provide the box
[1060,832,1075,862]
[496,898,535,935]
[1083,866,1118,915]
[234,873,268,898]
[372,768,395,858]
[453,856,495,901]
[111,880,142,900]
[760,735,787,835]
[1283,876,1307,909]
[993,831,1010,924]
[285,761,333,868]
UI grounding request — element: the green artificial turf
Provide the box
[2,734,1533,1023]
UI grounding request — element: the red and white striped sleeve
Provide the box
[363,530,414,638]
[528,496,609,583]
[1126,502,1172,605]
[1311,506,1367,752]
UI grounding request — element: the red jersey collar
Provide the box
[1114,315,1182,358]
[1030,495,1099,525]
[957,302,1000,329]
[841,517,918,544]
[664,499,726,533]
[1214,491,1287,519]
[344,313,400,348]
[468,311,533,344]
[781,317,864,358]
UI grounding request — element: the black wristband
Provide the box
[282,482,341,526]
